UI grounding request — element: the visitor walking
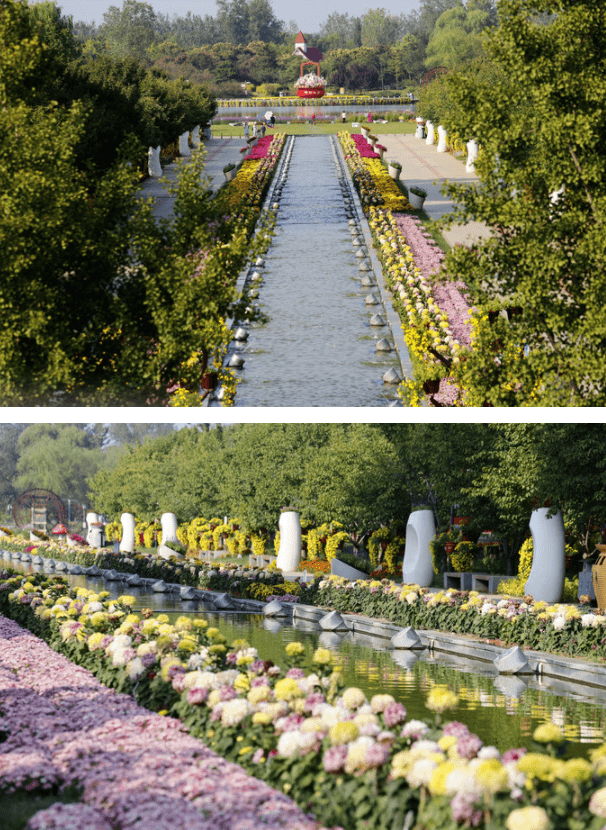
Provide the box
[341,111,346,124]
[259,121,266,138]
[244,122,250,140]
[367,112,373,124]
[252,122,257,139]
[311,113,316,125]
[270,114,275,128]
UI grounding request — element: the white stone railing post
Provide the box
[276,511,302,572]
[179,131,191,157]
[425,121,435,145]
[402,508,435,586]
[120,513,135,553]
[525,507,565,602]
[148,145,162,177]
[437,126,448,153]
[192,125,201,149]
[466,139,479,173]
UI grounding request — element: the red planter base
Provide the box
[296,88,325,99]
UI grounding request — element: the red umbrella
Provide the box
[51,523,68,535]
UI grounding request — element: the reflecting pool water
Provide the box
[232,135,402,406]
[5,555,606,757]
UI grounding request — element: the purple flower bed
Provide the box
[392,215,473,349]
[0,615,332,830]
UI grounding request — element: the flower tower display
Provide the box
[293,30,325,98]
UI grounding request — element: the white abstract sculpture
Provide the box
[276,511,302,572]
[525,507,565,603]
[437,125,448,153]
[466,139,479,173]
[402,508,436,587]
[159,512,183,560]
[179,131,191,157]
[425,121,435,145]
[148,145,162,177]
[120,513,135,553]
[192,125,201,148]
[86,512,99,546]
[415,118,425,139]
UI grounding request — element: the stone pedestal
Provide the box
[276,511,301,572]
[148,145,162,177]
[437,126,448,153]
[525,507,565,602]
[179,132,191,157]
[120,513,135,553]
[402,508,435,587]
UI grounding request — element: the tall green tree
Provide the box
[14,425,103,503]
[0,424,28,520]
[425,0,494,68]
[101,0,160,60]
[438,0,606,404]
[361,8,402,48]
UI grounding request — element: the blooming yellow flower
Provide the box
[533,723,563,743]
[234,673,250,692]
[274,677,303,701]
[285,641,305,657]
[429,761,455,796]
[474,758,508,794]
[505,806,550,830]
[560,758,592,783]
[329,721,359,745]
[312,647,332,665]
[252,711,272,725]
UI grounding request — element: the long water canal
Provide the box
[5,552,606,756]
[227,135,403,407]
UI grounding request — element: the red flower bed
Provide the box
[351,134,380,159]
[300,560,331,574]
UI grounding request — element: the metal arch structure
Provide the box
[420,67,450,86]
[13,488,67,532]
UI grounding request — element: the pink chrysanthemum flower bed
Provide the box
[0,614,330,830]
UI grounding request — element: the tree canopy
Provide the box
[435,0,606,404]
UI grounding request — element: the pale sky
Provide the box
[56,0,421,35]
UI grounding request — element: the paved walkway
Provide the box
[376,132,490,248]
[138,138,246,219]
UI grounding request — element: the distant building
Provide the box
[293,30,324,77]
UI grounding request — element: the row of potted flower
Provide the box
[338,132,410,212]
[220,133,286,212]
[5,531,606,665]
[216,96,412,107]
[4,570,606,830]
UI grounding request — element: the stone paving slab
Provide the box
[375,132,491,248]
[137,138,245,219]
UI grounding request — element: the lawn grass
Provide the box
[1,789,83,830]
[211,122,417,138]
